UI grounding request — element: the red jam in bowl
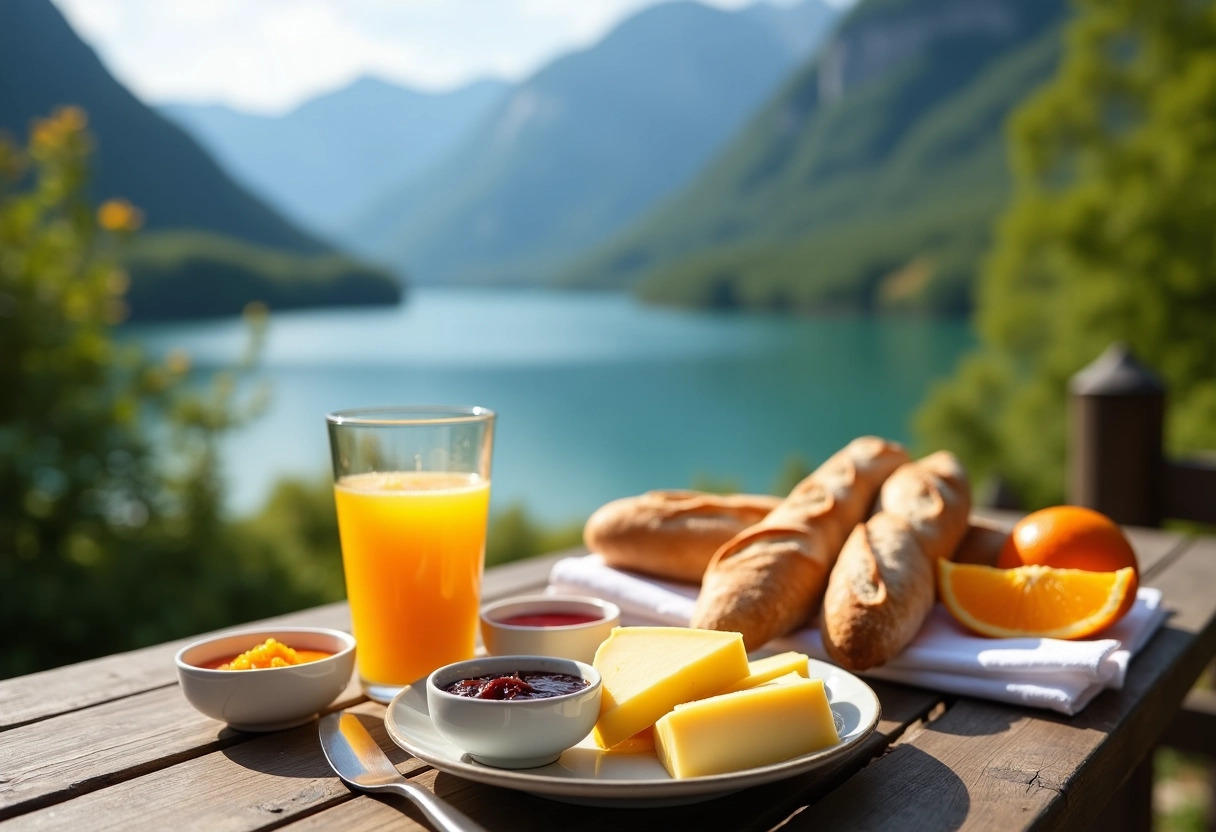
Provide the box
[497,612,602,628]
[443,671,589,700]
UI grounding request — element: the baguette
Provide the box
[689,437,910,650]
[820,450,972,671]
[952,515,1011,567]
[584,490,782,583]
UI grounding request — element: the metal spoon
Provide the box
[319,711,487,832]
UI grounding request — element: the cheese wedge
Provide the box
[653,674,840,779]
[720,651,810,693]
[591,626,749,749]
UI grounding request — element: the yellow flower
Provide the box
[243,300,269,321]
[56,106,87,132]
[98,198,143,232]
[31,117,59,150]
[31,107,88,151]
[166,349,191,375]
[105,268,130,295]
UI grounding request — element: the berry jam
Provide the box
[499,612,602,627]
[443,671,589,700]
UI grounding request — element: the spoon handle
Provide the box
[379,780,488,832]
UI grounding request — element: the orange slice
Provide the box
[937,561,1136,639]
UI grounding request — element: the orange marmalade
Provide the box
[208,638,332,670]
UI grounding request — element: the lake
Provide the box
[123,288,976,525]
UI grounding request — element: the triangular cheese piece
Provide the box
[720,651,810,693]
[591,626,749,749]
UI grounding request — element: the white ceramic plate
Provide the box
[384,657,881,807]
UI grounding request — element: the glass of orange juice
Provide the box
[325,406,495,703]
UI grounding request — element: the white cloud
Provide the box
[50,0,849,114]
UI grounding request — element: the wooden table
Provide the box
[3,513,1215,831]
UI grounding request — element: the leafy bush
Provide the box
[915,0,1216,506]
[0,109,330,678]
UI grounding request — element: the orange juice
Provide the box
[334,470,490,688]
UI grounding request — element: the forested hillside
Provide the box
[564,0,1070,317]
[915,0,1216,507]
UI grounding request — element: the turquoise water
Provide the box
[123,289,976,524]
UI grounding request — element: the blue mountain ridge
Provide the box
[161,77,509,240]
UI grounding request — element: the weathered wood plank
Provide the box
[0,553,560,731]
[484,549,580,598]
[8,699,873,832]
[0,674,372,820]
[1163,457,1216,525]
[1121,525,1189,576]
[0,704,399,832]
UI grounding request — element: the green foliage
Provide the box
[915,0,1216,507]
[772,454,813,496]
[635,193,1002,316]
[687,474,745,495]
[1154,748,1214,832]
[0,110,330,678]
[231,476,347,603]
[125,230,402,321]
[485,502,584,568]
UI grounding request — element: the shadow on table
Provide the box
[425,744,971,831]
[780,745,971,830]
[218,711,414,780]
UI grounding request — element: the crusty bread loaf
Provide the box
[820,450,972,671]
[583,490,782,583]
[689,437,910,650]
[873,450,971,562]
[952,515,1011,567]
[821,514,936,671]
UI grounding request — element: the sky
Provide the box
[50,0,853,116]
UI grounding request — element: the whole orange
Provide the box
[997,505,1139,619]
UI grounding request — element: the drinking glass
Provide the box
[326,406,495,703]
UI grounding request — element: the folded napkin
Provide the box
[547,554,1168,716]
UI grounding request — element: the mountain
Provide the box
[161,77,509,239]
[562,0,1070,316]
[1,0,400,320]
[744,0,843,55]
[1,0,323,253]
[346,0,841,286]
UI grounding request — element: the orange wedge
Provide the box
[937,560,1136,639]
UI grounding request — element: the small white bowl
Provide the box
[479,594,620,664]
[427,655,602,769]
[174,627,356,732]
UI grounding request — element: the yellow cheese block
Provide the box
[720,651,810,693]
[591,626,749,749]
[653,674,840,779]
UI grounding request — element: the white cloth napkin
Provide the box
[547,554,1168,716]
